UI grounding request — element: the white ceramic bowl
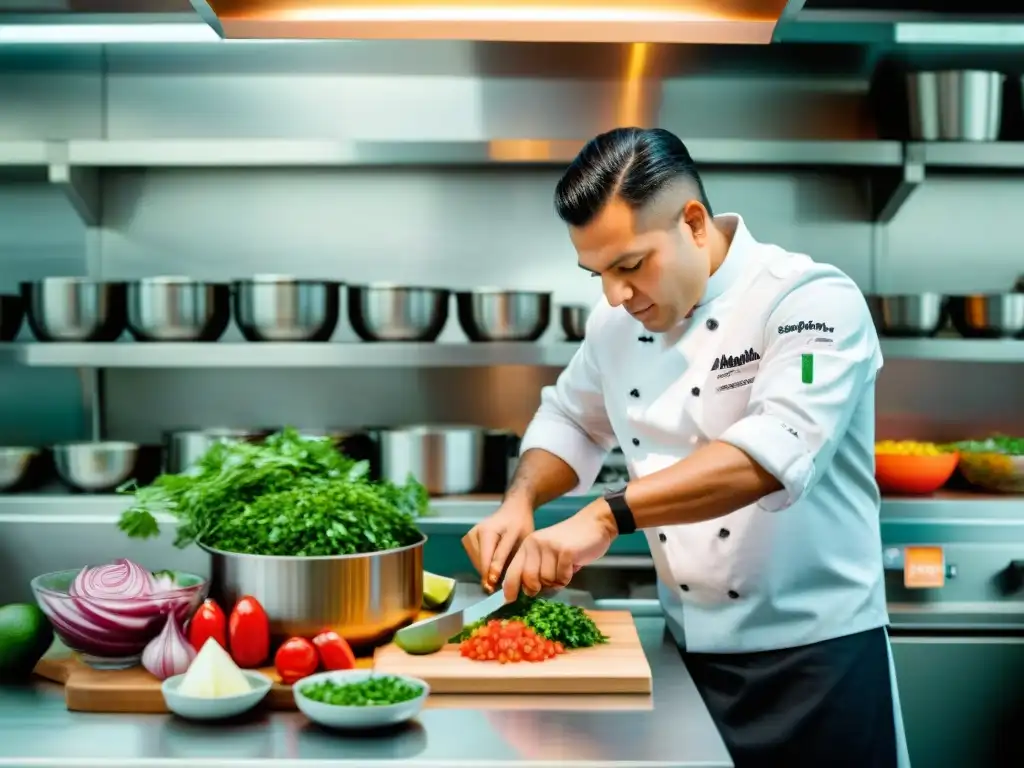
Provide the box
[161,670,273,721]
[293,670,430,730]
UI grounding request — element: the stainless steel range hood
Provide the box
[188,0,800,44]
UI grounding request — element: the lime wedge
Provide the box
[422,571,457,611]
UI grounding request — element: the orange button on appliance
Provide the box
[903,545,945,589]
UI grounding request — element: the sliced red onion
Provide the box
[142,613,196,681]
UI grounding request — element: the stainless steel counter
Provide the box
[0,615,733,768]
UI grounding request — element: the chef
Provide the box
[463,127,910,768]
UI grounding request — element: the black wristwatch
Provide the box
[603,485,637,535]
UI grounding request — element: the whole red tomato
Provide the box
[228,596,270,668]
[275,637,319,685]
[312,630,356,671]
[187,599,227,652]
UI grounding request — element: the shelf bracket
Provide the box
[45,141,100,227]
[871,143,925,224]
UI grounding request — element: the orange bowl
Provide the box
[874,452,959,495]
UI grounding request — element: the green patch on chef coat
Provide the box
[801,353,814,384]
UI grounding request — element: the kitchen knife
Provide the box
[394,588,510,656]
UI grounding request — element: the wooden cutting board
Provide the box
[373,610,652,695]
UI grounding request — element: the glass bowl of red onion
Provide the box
[31,557,209,670]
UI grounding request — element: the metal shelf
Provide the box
[0,338,1020,369]
[918,142,1024,170]
[64,138,903,170]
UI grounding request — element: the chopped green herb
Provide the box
[116,428,428,557]
[451,594,608,649]
[299,676,424,707]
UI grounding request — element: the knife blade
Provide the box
[394,588,510,656]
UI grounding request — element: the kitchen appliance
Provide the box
[232,276,341,342]
[561,305,589,341]
[376,425,485,496]
[947,294,1024,338]
[0,293,24,341]
[456,289,552,342]
[126,277,231,342]
[906,70,1005,142]
[394,589,507,655]
[866,294,948,338]
[203,536,425,646]
[21,278,127,342]
[52,441,144,493]
[347,284,450,342]
[162,428,266,474]
[0,447,41,492]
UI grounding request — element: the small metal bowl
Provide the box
[560,305,590,341]
[163,428,267,474]
[233,276,341,342]
[127,277,231,342]
[21,278,127,342]
[0,294,25,341]
[0,447,42,492]
[52,441,142,493]
[456,288,552,342]
[348,284,450,342]
[947,294,1024,339]
[865,293,947,338]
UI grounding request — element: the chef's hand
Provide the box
[462,498,535,593]
[502,504,618,602]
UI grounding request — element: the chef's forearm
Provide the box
[504,448,581,511]
[591,441,783,531]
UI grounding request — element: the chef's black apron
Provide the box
[679,626,897,768]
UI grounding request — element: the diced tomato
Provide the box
[312,630,357,671]
[228,596,271,668]
[458,619,565,663]
[188,599,227,652]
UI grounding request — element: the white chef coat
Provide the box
[520,213,891,654]
[521,214,911,766]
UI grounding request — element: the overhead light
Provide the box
[0,23,224,44]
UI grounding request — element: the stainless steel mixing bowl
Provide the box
[233,276,341,342]
[560,305,590,341]
[126,277,231,342]
[203,536,425,646]
[163,428,266,474]
[865,294,947,338]
[376,425,485,496]
[347,283,450,342]
[21,278,127,342]
[456,288,552,342]
[52,441,141,493]
[947,294,1024,339]
[0,447,41,492]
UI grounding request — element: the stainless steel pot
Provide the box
[163,428,266,474]
[347,283,450,342]
[947,294,1024,339]
[907,70,1004,141]
[52,441,141,493]
[21,278,127,342]
[126,277,231,342]
[456,288,552,342]
[561,305,589,341]
[865,294,947,338]
[0,294,24,341]
[233,276,341,342]
[377,425,485,495]
[202,536,425,645]
[0,447,40,492]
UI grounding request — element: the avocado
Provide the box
[0,603,54,681]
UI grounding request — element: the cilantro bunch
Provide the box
[117,428,427,557]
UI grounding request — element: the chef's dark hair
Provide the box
[554,127,712,227]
